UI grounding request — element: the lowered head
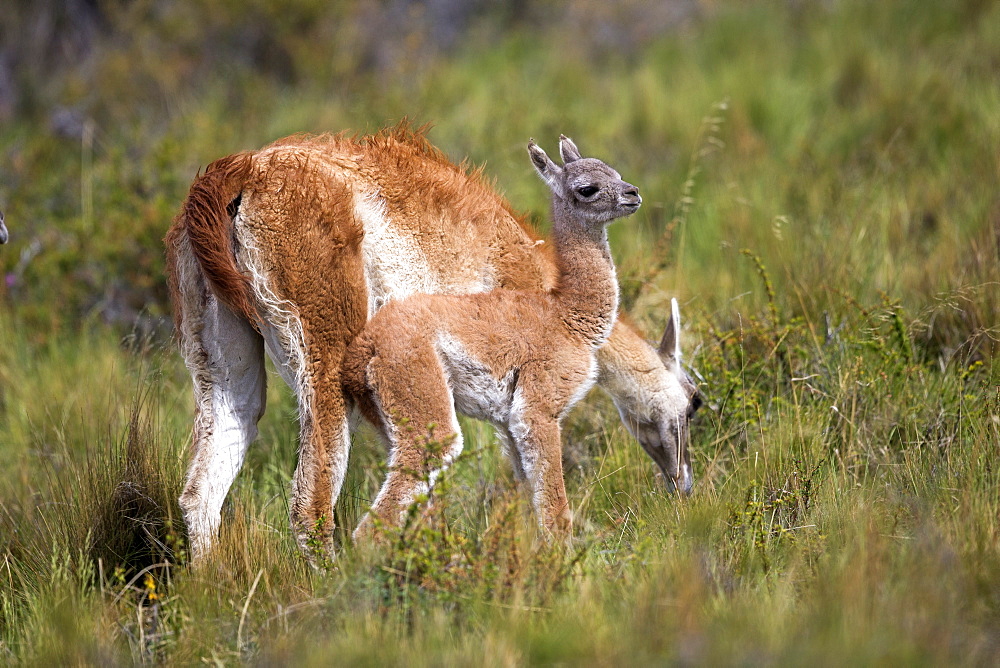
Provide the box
[608,298,701,495]
[527,135,641,226]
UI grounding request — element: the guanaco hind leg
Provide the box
[352,344,463,542]
[175,269,267,561]
[242,277,356,557]
[287,357,353,556]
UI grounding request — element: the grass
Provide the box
[1,0,999,663]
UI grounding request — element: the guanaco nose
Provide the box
[622,184,641,206]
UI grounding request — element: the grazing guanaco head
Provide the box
[609,299,701,495]
[527,135,642,225]
[0,210,7,245]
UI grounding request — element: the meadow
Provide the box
[0,0,998,663]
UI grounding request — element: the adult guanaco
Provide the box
[165,125,699,560]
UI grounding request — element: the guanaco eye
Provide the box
[687,393,703,418]
[576,185,599,198]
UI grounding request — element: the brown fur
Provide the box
[342,290,594,536]
[342,138,639,539]
[166,124,696,561]
[168,153,257,326]
[166,122,549,328]
[251,124,557,292]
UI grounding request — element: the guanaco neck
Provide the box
[549,198,619,348]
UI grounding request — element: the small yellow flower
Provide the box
[144,573,158,602]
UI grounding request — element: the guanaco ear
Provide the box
[528,140,562,189]
[658,298,682,362]
[559,134,582,163]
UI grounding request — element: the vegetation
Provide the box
[1,0,998,663]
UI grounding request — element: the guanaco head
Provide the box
[606,299,701,495]
[0,210,7,245]
[527,135,641,225]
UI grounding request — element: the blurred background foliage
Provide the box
[1,0,996,359]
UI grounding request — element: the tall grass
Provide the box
[0,0,998,663]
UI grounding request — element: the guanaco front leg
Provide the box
[498,427,528,483]
[509,406,572,540]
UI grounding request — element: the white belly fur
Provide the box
[355,189,492,315]
[434,332,517,425]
